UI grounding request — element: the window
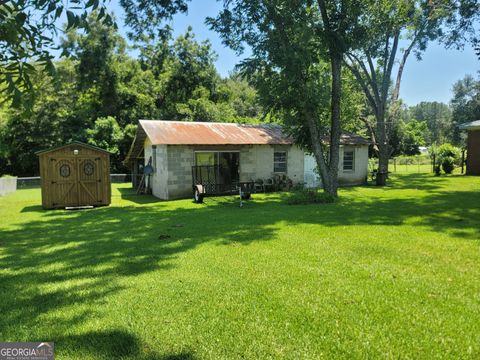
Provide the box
[274,152,287,173]
[343,150,354,171]
[194,151,240,185]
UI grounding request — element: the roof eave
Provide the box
[35,141,112,155]
[459,120,480,130]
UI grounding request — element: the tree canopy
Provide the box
[0,17,263,176]
[0,0,114,107]
[206,0,369,196]
[343,0,479,184]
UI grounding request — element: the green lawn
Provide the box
[0,174,479,359]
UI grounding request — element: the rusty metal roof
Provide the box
[139,120,292,145]
[139,120,370,145]
[338,132,371,145]
[124,120,370,163]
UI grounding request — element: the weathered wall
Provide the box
[166,145,195,199]
[239,145,274,181]
[286,145,305,184]
[304,145,369,187]
[149,143,369,199]
[147,144,306,200]
[151,144,169,199]
[338,145,369,185]
[239,145,304,183]
[467,130,480,176]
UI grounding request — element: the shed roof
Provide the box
[125,120,370,163]
[459,120,480,131]
[35,141,111,155]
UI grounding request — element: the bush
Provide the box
[431,143,461,174]
[441,156,455,174]
[285,188,336,205]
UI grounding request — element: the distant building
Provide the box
[459,120,480,176]
[418,146,429,154]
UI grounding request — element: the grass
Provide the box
[0,173,479,359]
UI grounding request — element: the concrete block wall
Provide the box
[239,145,257,182]
[337,145,369,185]
[238,145,305,184]
[252,145,274,180]
[167,145,194,199]
[146,143,329,200]
[152,145,168,199]
[286,145,304,185]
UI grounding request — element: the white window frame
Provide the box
[343,149,355,172]
[273,151,288,173]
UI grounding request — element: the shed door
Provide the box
[77,157,103,205]
[50,158,79,207]
[49,157,104,207]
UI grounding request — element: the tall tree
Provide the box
[0,60,79,175]
[410,101,452,145]
[61,13,128,121]
[156,28,219,119]
[207,0,366,196]
[450,74,480,145]
[0,0,112,108]
[343,0,479,185]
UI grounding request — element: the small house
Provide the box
[125,120,370,200]
[36,142,111,209]
[460,120,480,175]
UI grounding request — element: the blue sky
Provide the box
[109,0,479,106]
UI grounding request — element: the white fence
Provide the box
[0,177,17,196]
[5,174,131,191]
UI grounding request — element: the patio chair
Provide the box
[254,179,264,193]
[264,178,275,192]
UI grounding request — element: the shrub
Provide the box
[431,143,461,174]
[441,156,455,174]
[286,188,336,205]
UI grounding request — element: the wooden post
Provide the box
[461,149,465,174]
[394,158,396,173]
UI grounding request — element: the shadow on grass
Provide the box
[58,330,196,359]
[0,172,478,355]
[385,172,461,190]
[116,187,164,204]
[20,205,45,213]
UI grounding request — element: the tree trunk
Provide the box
[326,54,342,197]
[305,113,336,196]
[375,107,389,186]
[376,143,389,186]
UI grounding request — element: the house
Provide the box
[125,120,370,200]
[460,120,480,175]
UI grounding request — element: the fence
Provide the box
[369,156,434,174]
[389,157,434,174]
[370,155,467,174]
[15,174,132,189]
